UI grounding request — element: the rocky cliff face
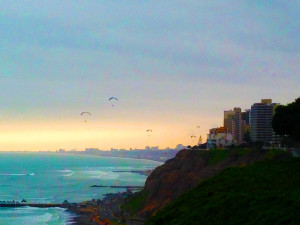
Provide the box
[136,149,288,216]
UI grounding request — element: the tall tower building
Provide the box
[232,107,243,144]
[250,99,279,144]
[224,110,234,134]
[224,108,244,144]
[241,109,250,125]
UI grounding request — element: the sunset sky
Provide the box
[0,1,299,151]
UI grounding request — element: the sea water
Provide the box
[0,153,162,224]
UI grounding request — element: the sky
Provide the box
[0,0,299,151]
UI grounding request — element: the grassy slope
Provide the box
[145,157,300,225]
[121,191,149,215]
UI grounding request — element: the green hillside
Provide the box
[145,157,300,225]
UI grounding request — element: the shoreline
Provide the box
[67,190,142,225]
[66,167,154,224]
[65,153,165,164]
[0,152,165,164]
[67,167,153,224]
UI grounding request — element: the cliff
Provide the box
[145,156,300,225]
[122,148,292,217]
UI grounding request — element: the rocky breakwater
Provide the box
[125,148,291,217]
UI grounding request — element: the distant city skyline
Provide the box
[59,144,186,152]
[0,1,299,151]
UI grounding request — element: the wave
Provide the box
[83,170,120,180]
[57,169,72,173]
[62,171,75,177]
[0,173,35,176]
[28,197,54,200]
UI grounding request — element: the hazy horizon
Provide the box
[0,1,299,151]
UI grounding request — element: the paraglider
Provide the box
[109,97,118,107]
[147,129,152,136]
[81,112,91,123]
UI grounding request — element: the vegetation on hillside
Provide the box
[121,149,292,218]
[145,157,300,225]
[120,191,149,216]
[272,97,300,146]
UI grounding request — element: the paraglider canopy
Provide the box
[81,112,91,116]
[147,129,152,136]
[109,97,118,106]
[109,97,118,101]
[81,112,91,123]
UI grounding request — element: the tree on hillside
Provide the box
[243,130,251,144]
[272,97,300,143]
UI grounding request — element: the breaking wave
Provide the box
[57,169,72,173]
[0,173,35,176]
[62,171,75,177]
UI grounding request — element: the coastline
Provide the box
[0,152,165,164]
[65,166,155,224]
[67,190,141,225]
[66,167,155,224]
[56,154,161,224]
[64,153,165,164]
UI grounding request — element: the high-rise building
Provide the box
[242,109,250,125]
[224,108,244,144]
[232,107,243,144]
[224,110,234,134]
[250,99,279,144]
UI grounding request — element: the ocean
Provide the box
[0,152,162,224]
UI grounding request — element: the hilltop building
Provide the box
[207,127,233,149]
[250,99,280,144]
[232,107,243,144]
[224,110,234,134]
[224,107,249,145]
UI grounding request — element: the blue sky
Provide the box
[0,1,299,150]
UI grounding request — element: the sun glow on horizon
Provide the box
[0,117,214,151]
